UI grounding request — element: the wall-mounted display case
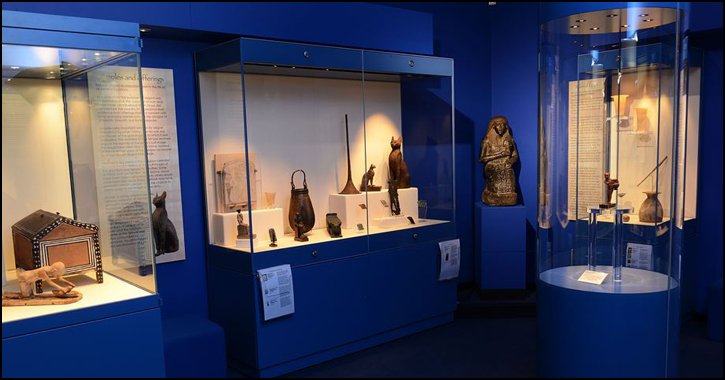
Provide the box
[196,38,456,377]
[2,10,164,378]
[537,3,698,378]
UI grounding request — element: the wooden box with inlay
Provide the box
[12,210,102,293]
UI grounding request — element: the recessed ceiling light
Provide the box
[622,24,629,28]
[606,14,618,18]
[576,19,586,23]
[643,19,654,22]
[81,58,88,62]
[570,25,580,29]
[94,52,101,56]
[10,66,20,70]
[140,28,151,33]
[639,14,649,17]
[49,71,54,74]
[590,27,600,31]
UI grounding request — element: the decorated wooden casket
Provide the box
[12,210,102,293]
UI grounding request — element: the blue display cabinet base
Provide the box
[537,266,679,378]
[708,279,723,343]
[163,316,227,378]
[2,295,166,378]
[475,203,526,291]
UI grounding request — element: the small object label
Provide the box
[438,239,460,281]
[380,200,389,207]
[359,204,367,210]
[626,243,653,270]
[356,223,364,231]
[407,216,415,225]
[577,270,608,285]
[258,265,295,321]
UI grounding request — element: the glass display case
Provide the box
[2,13,157,325]
[537,3,698,377]
[196,39,455,256]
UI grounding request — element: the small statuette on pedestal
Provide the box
[600,172,620,209]
[293,212,308,242]
[236,209,256,239]
[268,228,278,247]
[326,213,343,238]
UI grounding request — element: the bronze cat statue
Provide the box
[360,164,377,190]
[152,191,179,257]
[388,136,411,189]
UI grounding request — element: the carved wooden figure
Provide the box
[2,262,83,307]
[389,136,411,189]
[153,191,179,257]
[479,116,519,206]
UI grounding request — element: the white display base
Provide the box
[328,193,367,230]
[213,208,284,246]
[366,187,419,221]
[373,215,413,228]
[237,236,259,250]
[2,271,153,324]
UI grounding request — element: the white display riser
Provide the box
[213,208,285,246]
[328,188,418,229]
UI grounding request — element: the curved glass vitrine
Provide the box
[537,3,697,377]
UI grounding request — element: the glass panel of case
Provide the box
[2,44,156,323]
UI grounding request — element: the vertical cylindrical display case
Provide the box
[537,3,697,378]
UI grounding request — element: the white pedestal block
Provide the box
[366,188,419,221]
[236,236,259,250]
[213,208,285,247]
[328,193,367,230]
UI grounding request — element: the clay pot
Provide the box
[288,170,315,233]
[639,191,664,223]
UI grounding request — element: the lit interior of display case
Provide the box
[197,44,454,254]
[2,44,157,322]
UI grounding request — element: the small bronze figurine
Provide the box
[388,179,401,216]
[326,213,343,238]
[236,210,255,239]
[293,212,308,242]
[389,136,411,189]
[269,228,278,247]
[480,116,519,206]
[601,172,620,209]
[360,164,381,191]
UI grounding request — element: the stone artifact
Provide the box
[288,170,315,234]
[339,114,360,195]
[637,156,668,223]
[388,179,401,216]
[479,116,519,206]
[326,213,343,238]
[215,153,257,212]
[360,164,381,191]
[2,262,82,307]
[236,210,255,239]
[264,191,276,209]
[293,212,309,242]
[389,136,411,189]
[12,210,102,294]
[601,172,620,208]
[269,228,278,247]
[152,191,179,257]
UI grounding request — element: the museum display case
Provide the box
[2,10,164,378]
[196,40,454,255]
[196,38,456,377]
[537,2,699,378]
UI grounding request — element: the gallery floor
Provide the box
[228,291,723,378]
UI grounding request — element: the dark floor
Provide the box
[229,315,722,378]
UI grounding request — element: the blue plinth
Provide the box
[708,279,723,342]
[475,203,526,290]
[163,316,227,378]
[538,266,680,378]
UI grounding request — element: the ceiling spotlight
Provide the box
[606,14,618,18]
[643,19,654,22]
[639,13,649,17]
[575,19,586,23]
[570,25,580,29]
[81,58,88,62]
[590,27,600,31]
[10,66,20,69]
[140,28,151,33]
[94,52,101,56]
[622,24,629,28]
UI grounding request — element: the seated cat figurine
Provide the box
[152,191,180,257]
[388,136,411,189]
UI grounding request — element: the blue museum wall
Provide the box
[378,2,492,284]
[0,2,433,55]
[1,2,437,320]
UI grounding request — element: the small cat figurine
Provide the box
[360,164,376,190]
[388,136,411,189]
[152,191,179,257]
